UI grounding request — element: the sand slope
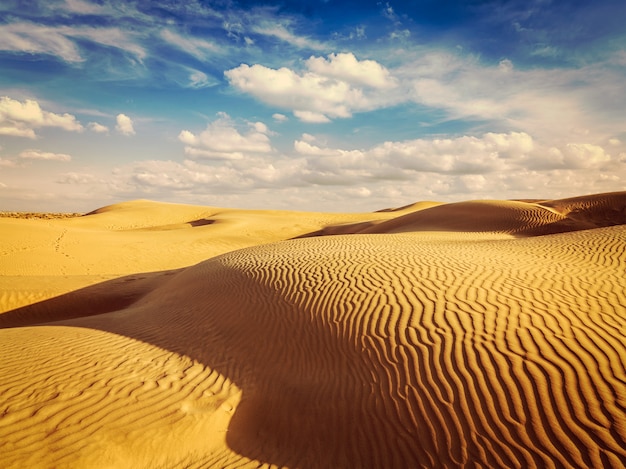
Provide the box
[0,200,399,313]
[1,192,625,468]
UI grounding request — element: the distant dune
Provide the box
[1,192,625,468]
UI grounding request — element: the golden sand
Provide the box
[1,192,625,467]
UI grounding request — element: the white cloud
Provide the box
[382,2,398,21]
[345,187,372,198]
[188,70,215,89]
[498,59,513,73]
[0,96,83,138]
[293,111,331,123]
[0,158,19,168]
[390,29,411,41]
[0,22,145,63]
[0,125,36,139]
[13,130,620,213]
[0,22,82,62]
[88,122,109,133]
[272,113,288,122]
[178,113,273,160]
[70,26,146,62]
[457,174,487,192]
[61,0,105,14]
[118,159,260,194]
[292,131,619,191]
[395,50,626,143]
[229,48,621,147]
[115,114,135,136]
[251,23,325,50]
[57,172,98,184]
[300,133,316,143]
[225,53,401,122]
[20,149,72,162]
[305,53,396,89]
[560,143,611,169]
[160,29,219,60]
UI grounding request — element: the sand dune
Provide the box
[0,200,397,313]
[1,192,625,467]
[305,191,626,238]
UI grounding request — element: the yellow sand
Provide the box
[1,192,625,468]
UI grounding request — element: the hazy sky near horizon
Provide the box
[1,0,625,212]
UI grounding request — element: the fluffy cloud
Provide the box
[178,113,273,160]
[305,53,396,89]
[115,114,135,136]
[30,128,620,213]
[0,96,83,138]
[296,131,536,177]
[20,149,72,162]
[555,143,611,169]
[88,122,109,133]
[289,131,620,196]
[225,53,399,122]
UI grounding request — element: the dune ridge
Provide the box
[302,191,626,238]
[1,191,625,467]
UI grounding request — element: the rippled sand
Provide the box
[1,192,625,468]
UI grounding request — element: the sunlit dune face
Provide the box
[1,192,625,467]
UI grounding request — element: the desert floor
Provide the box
[1,192,625,468]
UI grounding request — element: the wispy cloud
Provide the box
[0,22,146,63]
[251,22,326,50]
[20,149,72,162]
[395,50,626,142]
[160,29,219,61]
[60,0,105,15]
[0,22,83,62]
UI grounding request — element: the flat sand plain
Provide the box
[1,192,625,468]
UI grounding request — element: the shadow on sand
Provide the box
[0,262,439,468]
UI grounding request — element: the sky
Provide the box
[1,0,625,213]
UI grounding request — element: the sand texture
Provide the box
[1,192,625,468]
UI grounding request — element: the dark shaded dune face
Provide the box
[360,200,566,235]
[359,192,626,237]
[58,227,626,467]
[539,191,626,228]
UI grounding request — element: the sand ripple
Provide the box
[1,192,625,467]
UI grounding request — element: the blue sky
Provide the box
[1,0,625,212]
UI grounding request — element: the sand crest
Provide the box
[1,192,625,467]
